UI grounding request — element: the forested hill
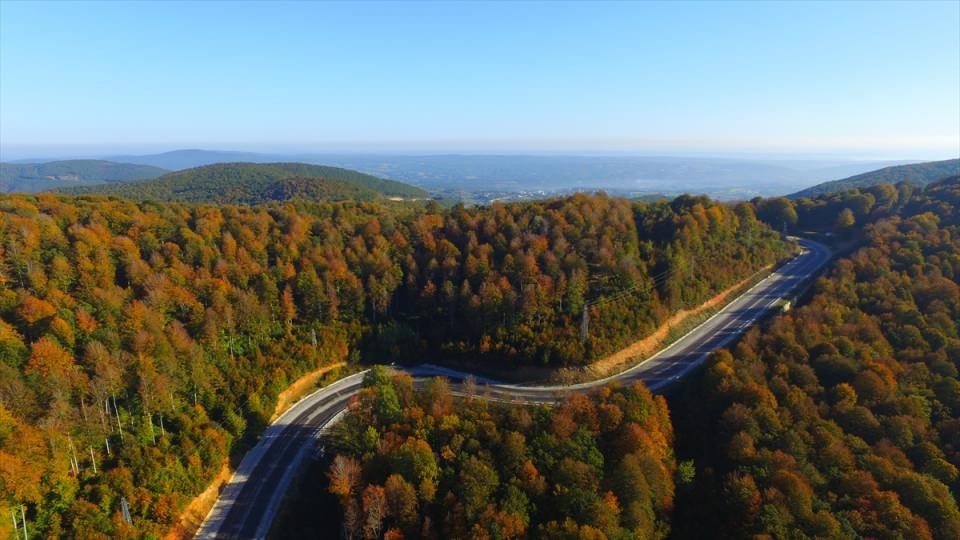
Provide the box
[791,158,959,198]
[0,160,168,194]
[307,179,960,540]
[0,191,788,537]
[53,162,428,203]
[672,177,960,539]
[322,368,678,539]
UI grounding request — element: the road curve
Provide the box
[196,238,831,539]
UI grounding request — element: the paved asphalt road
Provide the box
[196,238,831,539]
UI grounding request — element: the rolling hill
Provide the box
[791,158,959,198]
[0,159,168,193]
[54,162,428,203]
[105,148,277,170]
[97,149,913,197]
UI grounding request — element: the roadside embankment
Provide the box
[270,362,347,422]
[580,265,773,381]
[165,360,347,539]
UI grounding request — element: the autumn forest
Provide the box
[1,174,958,538]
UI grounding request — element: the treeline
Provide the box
[56,162,429,203]
[790,158,959,198]
[0,192,785,537]
[673,177,960,538]
[328,367,678,539]
[756,181,919,234]
[756,174,960,236]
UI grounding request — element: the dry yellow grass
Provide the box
[164,361,346,539]
[163,459,232,540]
[586,267,770,378]
[270,362,346,422]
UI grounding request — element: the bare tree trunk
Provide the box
[105,398,113,432]
[20,504,27,540]
[97,396,107,431]
[67,435,79,475]
[112,395,124,442]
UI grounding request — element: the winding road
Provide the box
[196,238,832,539]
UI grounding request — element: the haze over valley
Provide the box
[4,149,954,203]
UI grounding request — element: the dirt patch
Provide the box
[271,362,346,422]
[164,459,232,540]
[585,267,771,379]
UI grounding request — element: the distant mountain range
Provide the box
[55,162,428,204]
[5,149,953,201]
[104,149,278,171]
[0,159,168,193]
[88,149,919,199]
[791,158,960,198]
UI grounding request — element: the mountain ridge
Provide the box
[0,159,168,193]
[791,158,960,198]
[19,148,926,198]
[53,162,428,203]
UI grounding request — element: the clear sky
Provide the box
[1,0,958,160]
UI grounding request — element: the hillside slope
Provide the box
[673,177,960,539]
[54,162,428,203]
[791,158,959,198]
[0,159,168,193]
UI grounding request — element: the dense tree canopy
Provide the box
[399,194,788,365]
[0,191,785,537]
[54,162,428,202]
[675,177,960,539]
[2,175,957,538]
[752,177,951,236]
[329,367,678,539]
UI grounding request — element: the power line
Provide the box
[579,257,696,344]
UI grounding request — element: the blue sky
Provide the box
[1,0,958,160]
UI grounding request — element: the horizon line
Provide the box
[2,145,958,163]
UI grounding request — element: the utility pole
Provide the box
[120,497,133,526]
